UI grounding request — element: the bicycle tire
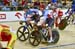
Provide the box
[52,29,59,44]
[59,18,68,30]
[17,26,29,41]
[29,31,42,46]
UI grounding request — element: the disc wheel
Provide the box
[52,29,59,44]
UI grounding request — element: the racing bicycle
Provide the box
[28,22,59,46]
[58,8,75,30]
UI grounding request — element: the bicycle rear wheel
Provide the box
[29,31,41,46]
[52,29,59,44]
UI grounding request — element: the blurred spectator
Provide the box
[21,0,28,6]
[19,0,28,7]
[0,0,4,6]
[30,2,34,8]
[40,2,45,9]
[57,1,63,8]
[3,0,10,5]
[46,2,58,10]
[28,0,32,3]
[34,0,40,7]
[45,2,51,9]
[1,4,11,11]
[51,0,58,8]
[18,0,28,10]
[12,0,18,10]
[51,0,57,3]
[12,0,18,7]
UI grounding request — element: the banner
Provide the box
[0,11,25,22]
[0,9,69,22]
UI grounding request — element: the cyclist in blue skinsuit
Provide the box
[29,7,40,23]
[23,6,40,27]
[23,6,39,21]
[23,6,32,21]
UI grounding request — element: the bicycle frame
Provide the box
[40,28,49,41]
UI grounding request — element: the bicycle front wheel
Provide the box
[17,26,29,41]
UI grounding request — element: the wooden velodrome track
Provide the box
[0,21,75,49]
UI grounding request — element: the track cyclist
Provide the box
[0,24,17,49]
[37,5,58,43]
[23,6,41,26]
[65,0,75,20]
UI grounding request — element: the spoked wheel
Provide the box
[52,29,59,44]
[58,18,68,30]
[29,31,41,46]
[17,26,29,41]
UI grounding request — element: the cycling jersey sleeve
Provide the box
[24,10,32,21]
[43,10,49,20]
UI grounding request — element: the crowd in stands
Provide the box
[0,0,72,11]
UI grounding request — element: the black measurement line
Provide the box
[40,43,75,49]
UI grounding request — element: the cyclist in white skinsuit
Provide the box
[38,6,58,43]
[37,9,54,43]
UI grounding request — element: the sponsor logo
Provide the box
[0,14,6,19]
[15,12,22,19]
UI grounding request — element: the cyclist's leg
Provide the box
[26,18,31,25]
[26,17,33,28]
[47,18,54,42]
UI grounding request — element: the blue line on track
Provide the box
[40,43,75,49]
